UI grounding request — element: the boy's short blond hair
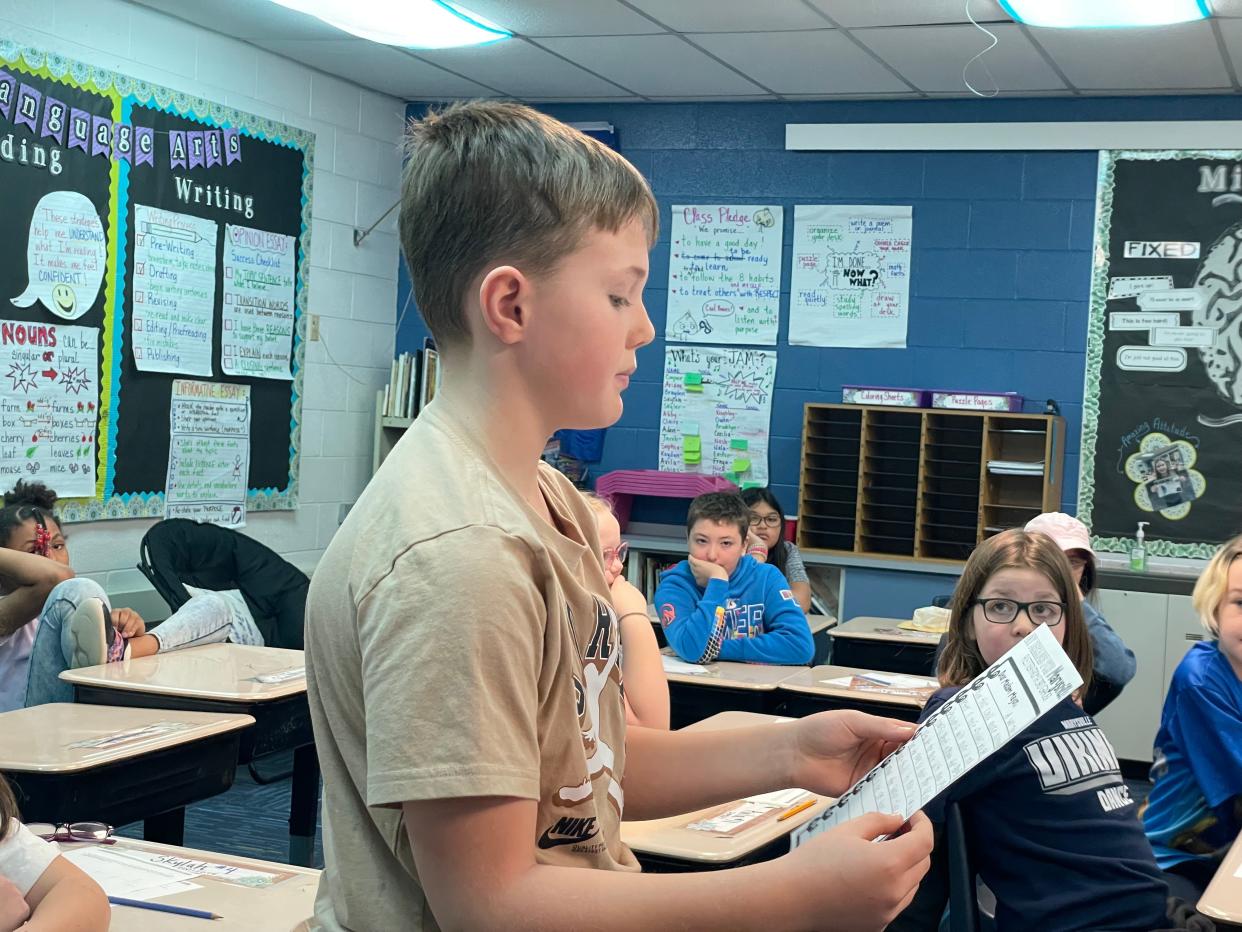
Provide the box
[400,100,659,350]
[1192,534,1242,636]
[580,491,615,516]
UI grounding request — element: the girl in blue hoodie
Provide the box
[654,491,813,665]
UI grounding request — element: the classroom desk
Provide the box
[622,710,830,871]
[84,837,318,930]
[778,665,934,722]
[663,651,804,729]
[829,616,942,676]
[0,704,251,846]
[807,613,836,665]
[61,644,320,866]
[1199,831,1242,929]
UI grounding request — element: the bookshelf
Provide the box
[372,390,413,475]
[799,404,1064,564]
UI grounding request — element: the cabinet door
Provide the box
[1092,589,1168,763]
[1165,595,1210,692]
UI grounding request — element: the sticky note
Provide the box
[682,421,699,435]
[683,436,701,454]
[730,438,748,451]
[686,383,704,393]
[724,472,739,484]
[684,453,701,465]
[684,372,703,386]
[741,481,763,490]
[731,458,751,473]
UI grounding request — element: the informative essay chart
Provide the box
[0,42,312,522]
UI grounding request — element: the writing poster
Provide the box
[0,322,98,496]
[665,205,783,346]
[789,205,913,348]
[222,224,295,380]
[165,379,250,526]
[131,205,217,375]
[658,345,777,485]
[1081,150,1242,557]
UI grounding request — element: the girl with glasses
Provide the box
[0,774,108,931]
[738,488,811,613]
[581,493,668,729]
[890,529,1170,932]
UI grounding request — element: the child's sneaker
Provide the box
[62,598,128,668]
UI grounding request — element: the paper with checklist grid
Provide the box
[791,623,1082,847]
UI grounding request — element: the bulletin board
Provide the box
[1079,149,1242,557]
[0,42,312,522]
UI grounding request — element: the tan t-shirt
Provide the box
[306,403,637,932]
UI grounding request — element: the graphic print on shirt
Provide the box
[555,597,624,822]
[1023,722,1133,812]
[723,599,765,640]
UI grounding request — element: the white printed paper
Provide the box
[661,656,711,676]
[666,205,783,346]
[791,624,1082,847]
[0,323,98,497]
[132,205,218,375]
[10,191,106,320]
[99,848,284,888]
[222,224,296,380]
[67,721,193,751]
[165,380,250,527]
[789,205,913,348]
[63,847,200,900]
[658,345,777,485]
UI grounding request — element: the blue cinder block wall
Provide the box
[395,95,1242,615]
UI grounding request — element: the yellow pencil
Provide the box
[776,798,815,822]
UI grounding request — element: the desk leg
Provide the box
[288,743,320,866]
[143,807,185,846]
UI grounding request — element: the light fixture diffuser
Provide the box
[999,0,1211,28]
[266,0,510,48]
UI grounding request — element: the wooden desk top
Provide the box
[60,644,307,702]
[621,710,826,862]
[1198,831,1242,925]
[807,613,836,634]
[0,704,253,774]
[779,665,937,709]
[661,650,805,691]
[831,616,943,645]
[95,838,318,931]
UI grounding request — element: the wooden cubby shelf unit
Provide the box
[798,404,1065,565]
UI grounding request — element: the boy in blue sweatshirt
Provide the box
[656,492,813,665]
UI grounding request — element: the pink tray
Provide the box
[594,470,738,531]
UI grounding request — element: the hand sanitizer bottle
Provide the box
[1129,521,1149,572]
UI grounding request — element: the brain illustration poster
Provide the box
[1080,150,1242,557]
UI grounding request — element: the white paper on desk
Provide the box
[254,666,305,684]
[857,673,939,689]
[116,849,283,887]
[791,624,1082,847]
[745,788,812,808]
[63,846,201,900]
[661,656,710,675]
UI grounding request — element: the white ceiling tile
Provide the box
[1214,19,1242,74]
[441,0,664,35]
[253,39,496,99]
[625,0,828,33]
[536,34,767,96]
[1209,0,1242,16]
[416,39,631,97]
[854,23,1066,93]
[1029,20,1231,90]
[808,0,1009,28]
[131,0,341,39]
[689,30,912,94]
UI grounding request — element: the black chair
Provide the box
[138,519,307,651]
[946,801,996,932]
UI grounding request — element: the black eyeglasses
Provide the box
[26,822,115,844]
[973,598,1065,626]
[748,513,781,528]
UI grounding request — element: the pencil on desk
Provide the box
[777,798,815,822]
[108,896,221,920]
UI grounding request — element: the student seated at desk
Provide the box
[0,481,264,710]
[582,493,669,729]
[739,487,812,614]
[889,530,1171,932]
[655,491,813,665]
[0,774,108,931]
[1142,534,1242,904]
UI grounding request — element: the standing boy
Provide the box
[305,100,931,931]
[656,491,815,664]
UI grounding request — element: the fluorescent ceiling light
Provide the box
[266,0,510,48]
[999,0,1211,28]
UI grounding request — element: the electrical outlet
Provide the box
[308,314,321,341]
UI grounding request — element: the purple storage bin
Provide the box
[930,390,1023,412]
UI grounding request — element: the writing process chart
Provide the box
[658,345,777,486]
[165,380,250,527]
[0,42,311,520]
[1081,151,1242,557]
[789,205,913,348]
[665,205,783,346]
